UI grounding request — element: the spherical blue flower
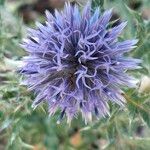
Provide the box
[20,3,141,124]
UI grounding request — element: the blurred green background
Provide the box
[0,0,150,149]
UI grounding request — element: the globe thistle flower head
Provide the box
[20,3,141,124]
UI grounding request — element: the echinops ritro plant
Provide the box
[20,3,141,124]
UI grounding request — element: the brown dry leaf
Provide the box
[50,0,66,9]
[33,144,47,150]
[142,8,150,20]
[70,132,83,147]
